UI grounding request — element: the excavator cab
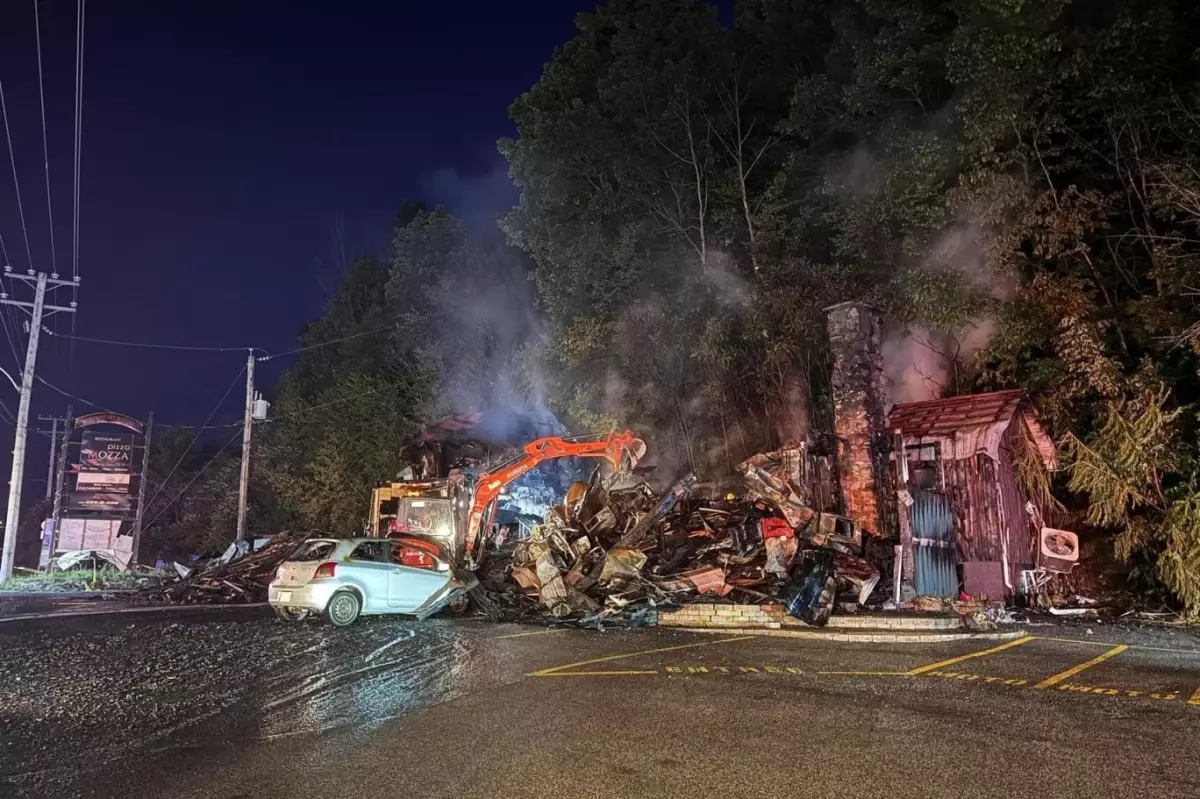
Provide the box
[370,431,646,570]
[370,477,475,563]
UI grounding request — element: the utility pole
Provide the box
[39,415,62,500]
[48,406,72,561]
[0,269,78,580]
[235,350,254,543]
[130,411,153,568]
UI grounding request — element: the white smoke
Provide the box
[883,318,996,404]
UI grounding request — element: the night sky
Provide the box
[0,1,601,488]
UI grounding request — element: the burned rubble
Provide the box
[476,446,883,628]
[137,429,886,626]
[135,532,310,604]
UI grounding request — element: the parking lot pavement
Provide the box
[522,629,1200,705]
[4,618,1199,799]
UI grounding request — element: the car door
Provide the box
[346,541,394,612]
[387,542,453,611]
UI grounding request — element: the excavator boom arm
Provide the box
[463,430,645,564]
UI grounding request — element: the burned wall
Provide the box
[825,302,896,537]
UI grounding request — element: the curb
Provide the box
[673,626,1029,644]
[0,589,136,597]
[0,602,269,624]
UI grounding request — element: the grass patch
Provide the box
[0,568,149,592]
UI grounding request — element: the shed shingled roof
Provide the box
[888,389,1027,437]
[888,389,1056,468]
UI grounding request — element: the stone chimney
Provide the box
[825,301,893,536]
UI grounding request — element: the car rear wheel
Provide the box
[325,590,362,626]
[274,606,310,622]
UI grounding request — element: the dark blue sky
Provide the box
[0,0,600,445]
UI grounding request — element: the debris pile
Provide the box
[137,531,310,604]
[478,447,882,627]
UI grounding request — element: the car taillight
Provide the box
[313,562,336,579]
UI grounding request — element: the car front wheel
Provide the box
[274,606,310,622]
[442,593,470,616]
[324,590,362,627]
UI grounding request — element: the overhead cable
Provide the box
[0,80,34,270]
[141,363,246,512]
[33,0,57,275]
[256,326,390,361]
[141,426,243,530]
[45,329,263,353]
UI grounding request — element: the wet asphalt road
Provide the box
[1,610,1198,799]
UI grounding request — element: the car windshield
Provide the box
[287,540,338,562]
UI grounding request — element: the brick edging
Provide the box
[656,602,964,632]
[674,627,1028,644]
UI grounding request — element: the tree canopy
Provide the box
[144,0,1200,613]
[501,0,1200,611]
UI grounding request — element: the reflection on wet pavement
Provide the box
[0,616,525,796]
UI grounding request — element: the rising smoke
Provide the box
[881,219,1016,405]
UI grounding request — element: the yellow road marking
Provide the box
[529,635,756,677]
[493,628,570,640]
[1188,686,1200,707]
[905,635,1035,676]
[534,670,658,676]
[1033,636,1200,655]
[1035,644,1128,689]
[820,670,908,676]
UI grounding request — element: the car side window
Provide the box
[349,541,388,563]
[392,543,438,570]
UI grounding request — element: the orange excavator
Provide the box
[369,431,646,569]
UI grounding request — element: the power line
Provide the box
[265,379,401,424]
[35,373,118,413]
[0,278,22,369]
[45,329,262,353]
[0,79,34,271]
[256,326,390,362]
[69,0,86,390]
[0,236,20,368]
[0,235,25,370]
[141,363,246,513]
[72,0,85,283]
[46,326,385,359]
[0,314,20,371]
[33,372,241,431]
[33,0,57,276]
[161,420,245,430]
[141,425,243,531]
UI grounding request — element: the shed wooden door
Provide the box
[909,487,957,598]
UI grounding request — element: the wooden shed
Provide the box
[888,390,1057,600]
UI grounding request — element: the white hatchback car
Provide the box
[269,537,472,626]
